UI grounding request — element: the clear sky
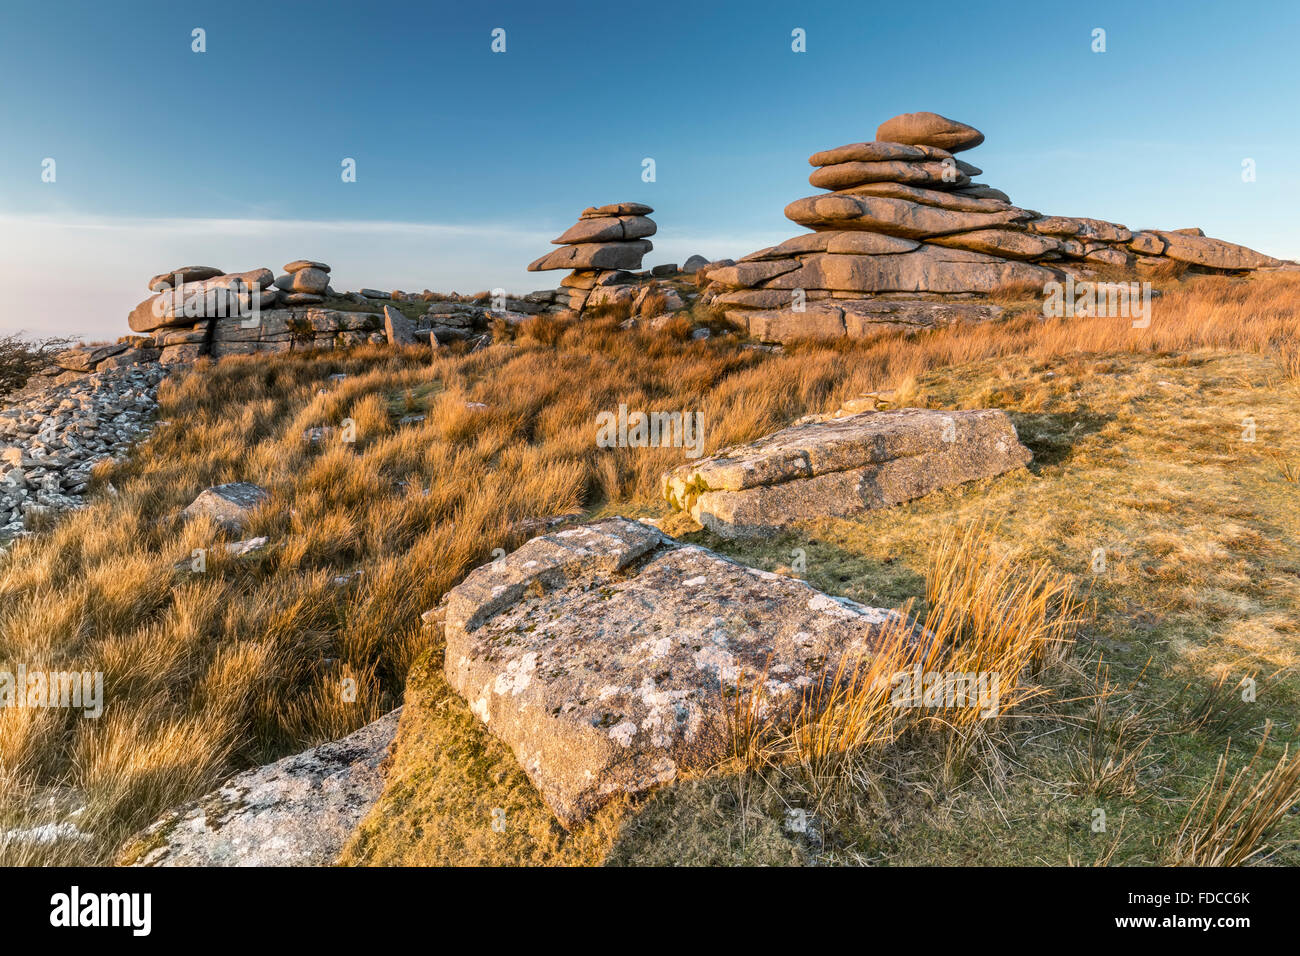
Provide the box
[1,0,1297,339]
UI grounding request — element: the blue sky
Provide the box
[1,0,1297,338]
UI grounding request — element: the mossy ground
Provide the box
[313,294,427,320]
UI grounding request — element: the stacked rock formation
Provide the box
[527,202,656,312]
[705,111,1288,342]
[132,266,279,336]
[275,260,332,305]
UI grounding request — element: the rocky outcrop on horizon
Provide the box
[701,111,1291,343]
[67,261,578,373]
[41,128,1297,376]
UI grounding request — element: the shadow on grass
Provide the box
[1008,409,1114,471]
[674,527,928,613]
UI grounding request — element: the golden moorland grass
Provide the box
[2,271,1299,865]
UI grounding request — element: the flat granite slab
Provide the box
[663,407,1031,538]
[442,518,922,828]
[121,709,400,866]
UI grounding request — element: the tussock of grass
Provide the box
[1170,724,1300,866]
[1065,663,1157,801]
[637,290,669,317]
[1264,448,1300,483]
[726,521,1085,825]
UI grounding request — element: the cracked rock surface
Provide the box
[663,407,1032,538]
[441,518,921,828]
[121,708,401,867]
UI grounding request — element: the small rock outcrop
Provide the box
[95,247,704,370]
[121,709,401,867]
[274,259,331,305]
[528,203,656,313]
[663,408,1031,538]
[108,261,530,367]
[128,267,278,334]
[181,482,269,533]
[704,111,1289,343]
[439,518,924,827]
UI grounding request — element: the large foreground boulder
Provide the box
[663,408,1031,538]
[441,518,922,827]
[121,709,401,866]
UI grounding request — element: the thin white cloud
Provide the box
[0,213,556,243]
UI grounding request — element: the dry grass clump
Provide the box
[1169,724,1300,866]
[1173,669,1274,737]
[733,521,1086,822]
[914,521,1087,779]
[637,291,669,317]
[923,519,1084,679]
[1065,664,1157,801]
[766,623,916,812]
[582,299,634,322]
[1263,448,1300,483]
[516,313,568,347]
